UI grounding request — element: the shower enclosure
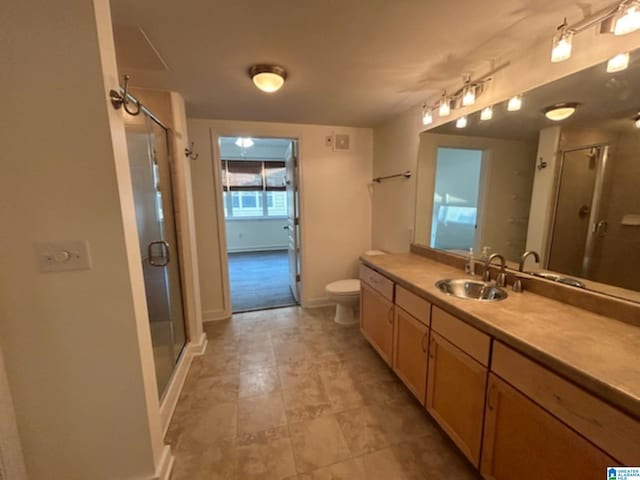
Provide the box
[124,110,187,398]
[547,145,609,280]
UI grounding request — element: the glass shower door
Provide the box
[125,113,187,398]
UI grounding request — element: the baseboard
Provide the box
[151,445,174,480]
[202,309,231,323]
[159,333,208,437]
[228,246,287,253]
[302,296,335,308]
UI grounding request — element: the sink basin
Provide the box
[435,279,508,302]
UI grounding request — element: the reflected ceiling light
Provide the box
[551,19,574,62]
[480,106,493,121]
[456,116,468,128]
[248,64,287,93]
[635,114,640,128]
[422,105,433,126]
[235,137,254,148]
[614,0,640,35]
[462,79,476,106]
[439,95,451,117]
[543,103,579,121]
[507,95,523,111]
[607,52,630,72]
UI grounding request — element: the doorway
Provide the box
[219,137,301,312]
[125,110,187,398]
[430,147,483,252]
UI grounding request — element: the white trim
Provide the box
[302,296,335,308]
[151,445,174,480]
[159,333,208,437]
[202,309,231,323]
[227,245,288,254]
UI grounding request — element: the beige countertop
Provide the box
[361,252,640,420]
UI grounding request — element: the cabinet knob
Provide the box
[487,383,498,411]
[421,332,428,353]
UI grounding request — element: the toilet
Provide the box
[325,250,386,325]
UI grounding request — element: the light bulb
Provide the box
[607,52,630,72]
[507,95,522,112]
[456,116,468,128]
[480,106,493,121]
[635,116,640,128]
[422,108,433,126]
[551,30,573,62]
[439,98,451,117]
[614,3,640,35]
[462,85,476,106]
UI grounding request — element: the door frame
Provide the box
[209,129,304,316]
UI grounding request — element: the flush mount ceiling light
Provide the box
[235,137,254,148]
[551,19,574,62]
[614,0,640,35]
[543,103,580,121]
[248,64,287,93]
[507,95,523,112]
[456,116,468,128]
[480,106,493,121]
[607,52,630,72]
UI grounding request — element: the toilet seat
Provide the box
[326,279,360,296]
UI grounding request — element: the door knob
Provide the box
[148,240,170,266]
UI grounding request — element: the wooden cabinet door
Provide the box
[392,306,429,403]
[426,332,487,466]
[481,374,616,480]
[360,281,394,365]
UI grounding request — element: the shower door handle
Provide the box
[593,220,608,237]
[148,240,170,267]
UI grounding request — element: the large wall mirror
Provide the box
[414,49,640,303]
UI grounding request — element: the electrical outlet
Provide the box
[35,240,92,273]
[325,135,333,148]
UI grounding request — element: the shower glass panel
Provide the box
[125,113,187,399]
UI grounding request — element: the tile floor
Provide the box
[167,306,480,480]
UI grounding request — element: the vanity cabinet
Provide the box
[360,281,394,365]
[425,306,490,466]
[481,374,615,480]
[392,286,431,403]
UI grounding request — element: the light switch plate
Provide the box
[35,240,92,273]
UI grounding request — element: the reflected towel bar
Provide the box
[373,170,412,183]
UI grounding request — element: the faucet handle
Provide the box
[482,270,492,282]
[496,272,507,288]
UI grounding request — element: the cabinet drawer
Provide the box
[360,264,394,301]
[492,342,640,465]
[431,306,490,366]
[395,285,430,326]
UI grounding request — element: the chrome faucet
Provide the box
[518,250,540,272]
[513,250,540,292]
[482,253,507,287]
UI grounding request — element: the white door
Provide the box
[286,141,300,302]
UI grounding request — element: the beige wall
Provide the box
[0,0,166,478]
[188,119,373,319]
[372,30,640,253]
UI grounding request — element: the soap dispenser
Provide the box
[465,248,475,276]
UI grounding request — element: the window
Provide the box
[221,159,288,218]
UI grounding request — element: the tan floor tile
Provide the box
[239,367,281,398]
[236,426,297,480]
[171,440,236,480]
[240,348,277,371]
[288,415,351,473]
[298,458,367,480]
[238,392,287,435]
[191,373,240,406]
[334,405,392,456]
[173,402,237,454]
[282,376,336,422]
[359,447,410,480]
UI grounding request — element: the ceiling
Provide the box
[109,0,614,127]
[430,50,640,140]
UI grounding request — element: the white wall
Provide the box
[372,29,640,252]
[188,119,373,319]
[0,1,167,478]
[226,219,289,252]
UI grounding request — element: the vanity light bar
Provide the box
[420,77,491,126]
[550,0,640,64]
